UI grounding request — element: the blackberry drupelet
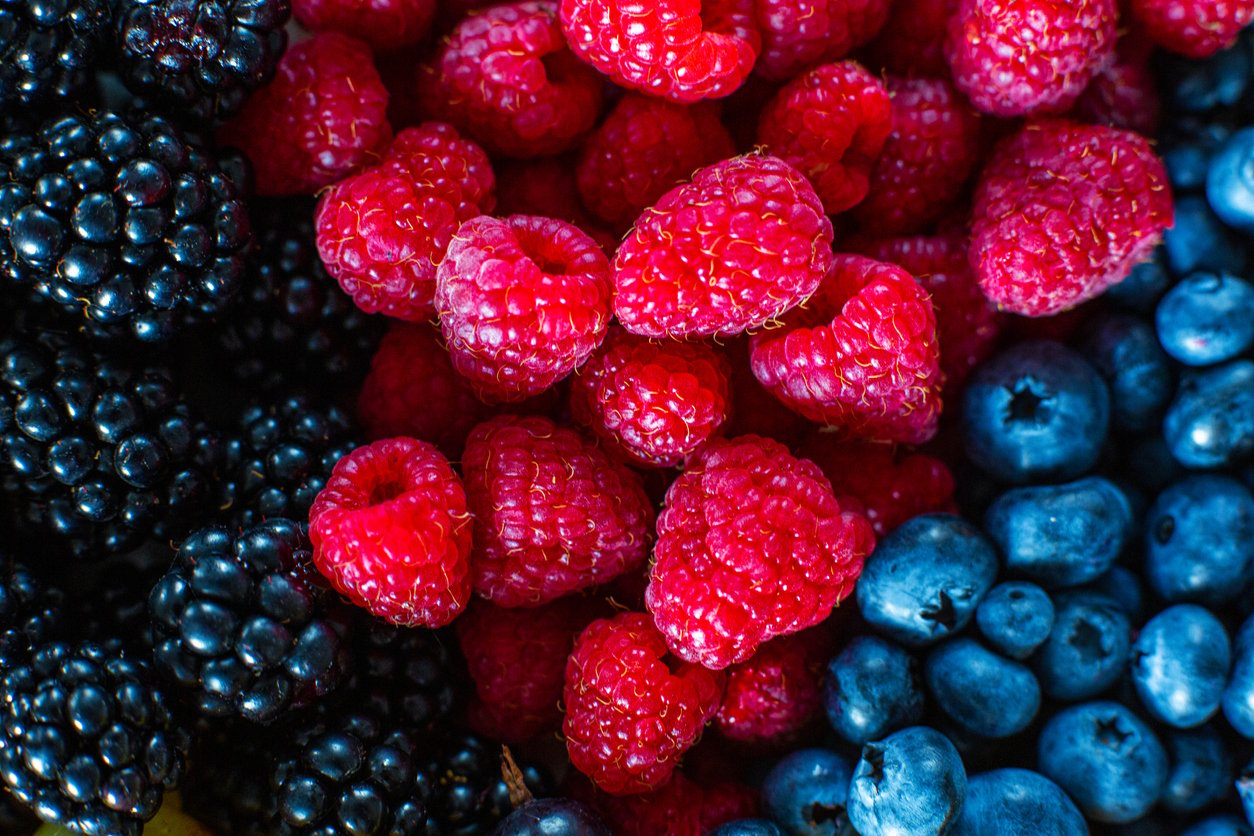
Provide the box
[0,330,225,557]
[0,111,251,343]
[346,617,460,735]
[114,0,290,124]
[421,732,551,835]
[0,640,191,834]
[0,0,112,110]
[0,560,63,669]
[149,519,354,724]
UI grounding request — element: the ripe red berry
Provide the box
[570,327,732,468]
[309,438,472,627]
[646,435,874,669]
[750,255,943,444]
[1129,0,1254,58]
[613,154,834,339]
[862,0,958,77]
[715,627,834,744]
[579,771,760,835]
[293,0,435,50]
[494,158,613,249]
[463,415,655,607]
[723,338,810,448]
[1072,37,1163,137]
[315,123,496,322]
[563,612,725,795]
[757,61,892,215]
[752,0,892,82]
[559,0,761,102]
[218,33,391,196]
[436,214,613,402]
[969,120,1173,317]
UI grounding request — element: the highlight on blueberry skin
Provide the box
[1164,359,1254,469]
[1144,474,1254,604]
[848,725,967,836]
[1160,726,1233,815]
[1206,126,1254,234]
[1156,272,1254,366]
[823,634,927,746]
[950,768,1087,836]
[1131,604,1231,729]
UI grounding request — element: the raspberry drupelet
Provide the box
[436,214,613,403]
[563,612,726,795]
[559,0,760,102]
[646,435,875,670]
[462,415,654,607]
[293,0,436,50]
[1128,0,1254,58]
[613,154,834,339]
[714,627,834,744]
[308,438,472,627]
[315,123,496,322]
[218,33,390,196]
[750,255,943,445]
[752,0,892,83]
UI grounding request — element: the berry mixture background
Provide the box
[1,0,1254,834]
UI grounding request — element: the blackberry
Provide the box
[0,330,225,557]
[0,0,112,110]
[114,0,290,124]
[149,519,353,724]
[0,110,252,343]
[0,640,191,834]
[420,732,551,835]
[181,719,279,834]
[346,617,460,735]
[0,560,63,669]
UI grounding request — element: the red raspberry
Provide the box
[570,327,732,468]
[646,435,874,669]
[1129,0,1254,58]
[579,771,760,835]
[563,612,725,795]
[456,595,604,743]
[1071,37,1163,137]
[463,415,655,607]
[944,0,1118,117]
[798,435,958,536]
[862,0,959,77]
[969,120,1173,317]
[293,0,435,50]
[850,77,982,237]
[756,62,892,215]
[613,154,833,339]
[494,158,619,254]
[752,0,892,82]
[436,214,613,402]
[218,34,390,196]
[357,322,491,460]
[723,338,809,448]
[714,627,833,744]
[309,438,472,627]
[852,232,1004,394]
[559,0,761,103]
[417,1,603,158]
[749,255,943,444]
[575,95,736,231]
[315,123,496,322]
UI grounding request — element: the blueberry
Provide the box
[1032,590,1131,702]
[856,514,998,647]
[1239,760,1254,828]
[1161,48,1251,113]
[493,798,610,836]
[1037,701,1168,824]
[761,749,854,836]
[984,477,1132,589]
[1164,195,1250,277]
[1165,360,1254,469]
[950,769,1086,836]
[1104,251,1172,313]
[1145,474,1254,604]
[1082,313,1175,429]
[823,635,925,746]
[961,341,1110,484]
[1161,726,1232,814]
[924,637,1040,739]
[709,820,785,836]
[848,727,966,836]
[1131,604,1231,728]
[975,582,1054,660]
[1157,273,1254,366]
[1087,565,1146,624]
[1182,815,1254,836]
[1208,127,1254,234]
[1223,615,1254,738]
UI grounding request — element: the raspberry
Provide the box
[418,1,603,157]
[613,154,834,339]
[756,62,892,215]
[850,77,982,237]
[315,123,496,322]
[1071,37,1163,137]
[798,435,958,536]
[357,322,492,459]
[969,120,1173,317]
[463,415,655,607]
[309,438,473,627]
[218,34,390,196]
[1129,0,1254,58]
[456,596,603,743]
[293,0,435,50]
[944,0,1118,117]
[570,327,732,468]
[646,435,874,669]
[862,0,958,77]
[714,627,834,744]
[578,771,760,834]
[575,95,735,231]
[559,0,760,102]
[752,0,892,82]
[436,214,613,402]
[749,255,943,444]
[852,232,1004,394]
[563,612,725,795]
[723,338,809,448]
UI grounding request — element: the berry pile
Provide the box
[3,0,1254,834]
